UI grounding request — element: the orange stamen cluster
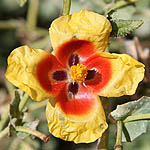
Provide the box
[70,64,88,82]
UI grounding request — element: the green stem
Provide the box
[0,126,50,143]
[123,114,150,123]
[19,93,29,112]
[26,0,39,29]
[15,126,50,143]
[62,0,71,16]
[0,127,9,139]
[114,121,123,150]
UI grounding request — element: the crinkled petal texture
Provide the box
[84,52,144,97]
[54,39,145,97]
[49,9,112,52]
[46,84,107,143]
[5,46,66,101]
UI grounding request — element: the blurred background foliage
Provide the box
[0,0,150,150]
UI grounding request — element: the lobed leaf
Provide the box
[9,89,23,120]
[110,19,144,37]
[111,96,150,142]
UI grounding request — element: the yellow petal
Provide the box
[5,46,53,101]
[46,96,107,143]
[49,9,112,52]
[96,52,145,97]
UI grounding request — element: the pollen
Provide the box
[70,64,88,82]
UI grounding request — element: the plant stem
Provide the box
[19,93,29,112]
[15,126,50,143]
[26,0,39,29]
[0,127,9,139]
[62,0,71,16]
[114,121,123,150]
[123,114,150,123]
[0,126,50,143]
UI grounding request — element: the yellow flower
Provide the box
[49,9,112,52]
[5,9,145,144]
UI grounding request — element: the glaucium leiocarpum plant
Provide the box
[5,9,145,144]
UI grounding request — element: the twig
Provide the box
[15,126,50,143]
[0,126,50,143]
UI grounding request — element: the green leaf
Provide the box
[110,19,144,37]
[8,89,24,136]
[111,96,150,142]
[16,0,27,7]
[9,89,23,120]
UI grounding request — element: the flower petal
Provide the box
[55,39,96,67]
[84,52,145,97]
[49,9,112,52]
[84,54,111,94]
[46,84,107,143]
[5,46,66,101]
